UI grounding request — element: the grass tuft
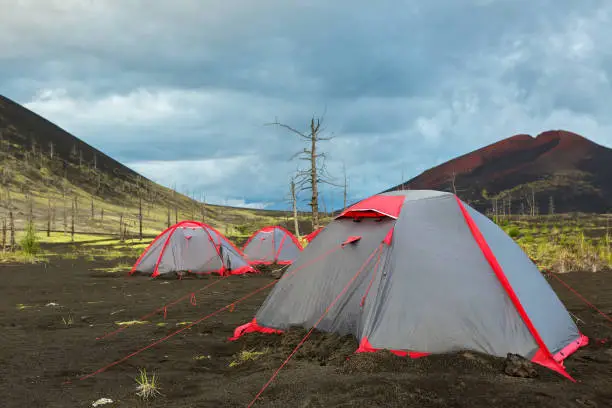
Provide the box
[20,221,40,256]
[61,314,74,327]
[115,320,149,326]
[135,368,161,399]
[229,348,269,367]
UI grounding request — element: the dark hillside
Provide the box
[386,131,612,214]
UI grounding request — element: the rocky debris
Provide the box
[503,353,538,378]
[92,398,114,407]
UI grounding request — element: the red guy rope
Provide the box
[77,244,347,382]
[95,276,229,340]
[247,243,383,407]
[545,270,612,325]
[79,278,279,381]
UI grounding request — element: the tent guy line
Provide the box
[70,243,347,383]
[544,270,612,327]
[95,275,229,341]
[247,243,384,407]
[73,278,280,383]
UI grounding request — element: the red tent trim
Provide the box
[455,197,584,380]
[336,194,405,219]
[356,337,430,358]
[304,227,323,242]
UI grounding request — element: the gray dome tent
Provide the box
[131,221,255,278]
[231,190,588,379]
[242,226,303,265]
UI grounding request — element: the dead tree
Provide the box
[492,197,499,223]
[525,186,537,217]
[62,186,67,235]
[447,169,469,198]
[290,178,300,238]
[9,205,15,251]
[26,192,34,223]
[1,217,6,252]
[548,196,555,215]
[47,196,52,237]
[449,170,458,195]
[70,144,78,162]
[71,197,76,242]
[74,195,78,223]
[119,212,124,242]
[267,115,337,230]
[507,194,513,219]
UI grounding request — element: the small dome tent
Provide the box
[231,190,588,379]
[242,226,303,265]
[131,221,255,278]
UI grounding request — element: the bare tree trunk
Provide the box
[62,186,67,235]
[167,206,171,228]
[9,208,15,251]
[138,193,143,240]
[290,179,300,238]
[47,196,51,237]
[51,203,56,231]
[449,170,457,195]
[27,193,33,223]
[2,218,6,252]
[91,196,94,220]
[119,213,124,242]
[74,195,78,224]
[492,198,498,223]
[507,194,512,219]
[310,119,320,229]
[101,208,104,221]
[71,197,75,242]
[548,196,555,215]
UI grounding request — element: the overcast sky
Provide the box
[1,0,612,210]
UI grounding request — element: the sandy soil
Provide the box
[1,244,611,408]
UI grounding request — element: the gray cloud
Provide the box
[1,0,611,209]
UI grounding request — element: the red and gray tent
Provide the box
[242,226,303,265]
[131,221,255,278]
[231,190,588,379]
